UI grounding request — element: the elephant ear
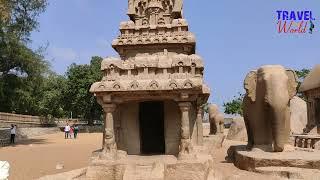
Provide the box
[286,69,298,99]
[244,71,257,102]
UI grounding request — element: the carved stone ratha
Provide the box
[90,0,210,160]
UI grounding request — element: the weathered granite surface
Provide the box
[228,145,320,172]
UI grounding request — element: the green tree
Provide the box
[63,56,103,124]
[0,0,49,114]
[295,69,310,98]
[223,93,244,116]
[38,72,67,118]
[295,69,310,81]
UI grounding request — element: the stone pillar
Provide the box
[102,104,117,159]
[310,99,316,127]
[196,106,204,145]
[178,102,194,159]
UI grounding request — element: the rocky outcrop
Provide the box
[290,96,307,134]
[226,117,247,142]
[0,161,9,180]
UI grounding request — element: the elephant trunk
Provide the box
[270,107,290,152]
[266,75,290,152]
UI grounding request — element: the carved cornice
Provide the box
[90,78,203,93]
[101,54,204,70]
[178,102,192,111]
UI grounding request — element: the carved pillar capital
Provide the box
[102,104,117,113]
[197,106,203,114]
[178,102,191,111]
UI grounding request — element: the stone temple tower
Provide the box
[90,0,210,160]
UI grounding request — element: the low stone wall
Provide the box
[0,112,53,128]
[0,127,61,147]
[0,128,10,138]
[0,125,102,147]
[58,126,103,133]
[0,129,10,147]
[79,126,103,133]
[16,127,61,139]
[0,112,88,128]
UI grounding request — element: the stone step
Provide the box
[123,163,164,180]
[255,166,320,179]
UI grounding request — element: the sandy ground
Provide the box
[0,131,281,180]
[0,133,102,180]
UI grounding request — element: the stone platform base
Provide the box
[255,167,320,179]
[197,134,225,155]
[38,168,87,180]
[228,145,320,178]
[39,151,215,180]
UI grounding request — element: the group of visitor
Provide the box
[10,124,17,144]
[64,123,79,139]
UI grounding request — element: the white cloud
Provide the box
[49,47,77,61]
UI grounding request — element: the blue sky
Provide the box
[30,0,320,108]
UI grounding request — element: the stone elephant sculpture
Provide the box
[208,104,224,135]
[243,65,298,152]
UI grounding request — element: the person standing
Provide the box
[64,123,70,139]
[69,126,74,139]
[73,124,79,139]
[10,124,16,144]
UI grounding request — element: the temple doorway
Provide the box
[139,101,165,154]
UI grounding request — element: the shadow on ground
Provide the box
[224,145,247,163]
[14,138,51,146]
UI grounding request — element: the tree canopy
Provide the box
[63,56,103,123]
[0,0,104,124]
[0,0,49,114]
[223,93,244,116]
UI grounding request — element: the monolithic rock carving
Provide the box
[128,0,183,21]
[208,104,224,135]
[299,64,320,134]
[243,65,298,152]
[89,0,210,162]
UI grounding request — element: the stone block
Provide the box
[202,134,225,154]
[229,145,320,171]
[226,117,247,142]
[85,162,126,180]
[164,156,213,180]
[255,166,320,179]
[290,96,308,134]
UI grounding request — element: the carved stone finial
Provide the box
[127,0,183,24]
